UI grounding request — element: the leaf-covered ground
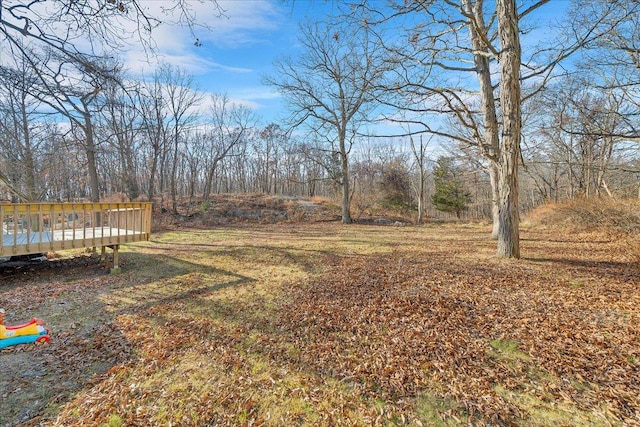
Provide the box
[1,223,638,426]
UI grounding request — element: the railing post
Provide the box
[110,245,121,274]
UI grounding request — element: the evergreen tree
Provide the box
[431,157,471,219]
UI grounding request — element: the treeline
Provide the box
[0,1,638,227]
[0,63,637,219]
[0,63,638,220]
[0,63,325,207]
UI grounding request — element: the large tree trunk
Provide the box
[496,0,522,258]
[464,0,501,239]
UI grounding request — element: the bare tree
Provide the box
[18,52,118,202]
[0,1,223,69]
[201,94,255,201]
[156,64,203,214]
[137,73,169,202]
[574,1,640,141]
[264,17,389,224]
[409,135,431,224]
[254,124,289,194]
[99,78,143,200]
[0,57,51,201]
[0,1,223,202]
[355,0,625,257]
[525,77,629,199]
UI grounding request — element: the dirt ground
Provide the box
[1,255,128,425]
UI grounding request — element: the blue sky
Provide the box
[121,1,338,125]
[119,0,571,129]
[0,0,572,130]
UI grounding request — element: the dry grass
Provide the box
[0,220,638,426]
[526,197,640,262]
[526,197,640,236]
[152,194,341,230]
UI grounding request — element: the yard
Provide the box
[1,221,638,426]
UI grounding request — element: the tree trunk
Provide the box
[411,135,427,225]
[496,0,522,258]
[203,165,216,201]
[340,151,352,224]
[339,131,352,224]
[120,135,139,200]
[416,172,425,225]
[489,162,500,239]
[148,149,158,202]
[83,110,100,203]
[464,0,501,239]
[171,129,179,215]
[21,104,38,201]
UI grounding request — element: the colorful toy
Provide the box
[0,308,50,349]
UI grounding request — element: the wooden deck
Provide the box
[1,202,152,272]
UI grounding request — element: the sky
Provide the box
[118,0,572,129]
[0,0,572,135]
[120,0,339,125]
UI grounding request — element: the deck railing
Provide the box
[1,202,152,258]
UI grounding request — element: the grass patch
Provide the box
[416,392,470,426]
[104,414,124,427]
[489,338,531,361]
[495,385,620,427]
[488,340,619,426]
[1,222,637,426]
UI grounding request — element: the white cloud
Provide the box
[232,86,281,101]
[118,0,283,78]
[122,47,252,76]
[195,0,282,48]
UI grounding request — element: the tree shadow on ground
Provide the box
[525,257,640,283]
[0,247,257,427]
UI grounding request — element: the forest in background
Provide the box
[0,0,638,234]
